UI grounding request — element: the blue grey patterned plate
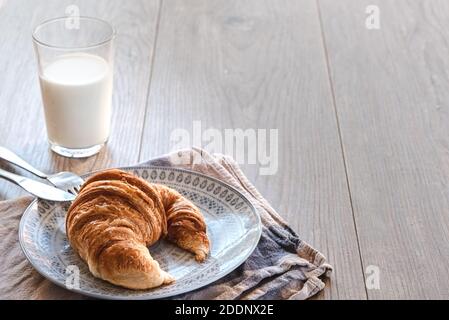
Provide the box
[19,166,261,299]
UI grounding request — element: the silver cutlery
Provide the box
[0,146,84,195]
[0,168,75,201]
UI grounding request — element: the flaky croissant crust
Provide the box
[66,169,210,290]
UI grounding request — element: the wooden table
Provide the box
[1,0,449,300]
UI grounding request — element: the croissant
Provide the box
[66,169,210,290]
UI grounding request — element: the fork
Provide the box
[0,146,84,195]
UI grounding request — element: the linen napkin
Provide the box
[0,148,332,300]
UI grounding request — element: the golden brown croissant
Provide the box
[66,169,210,290]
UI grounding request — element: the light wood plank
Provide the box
[319,0,449,299]
[141,0,366,299]
[0,0,160,199]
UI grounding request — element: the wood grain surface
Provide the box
[319,0,449,299]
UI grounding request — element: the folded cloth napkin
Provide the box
[0,148,332,300]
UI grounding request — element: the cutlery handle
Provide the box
[0,167,28,189]
[0,146,47,178]
[0,167,75,201]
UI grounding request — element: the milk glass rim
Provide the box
[32,16,115,50]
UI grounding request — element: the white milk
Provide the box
[39,53,112,149]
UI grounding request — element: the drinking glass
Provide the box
[33,17,114,158]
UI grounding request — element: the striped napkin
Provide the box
[0,148,331,299]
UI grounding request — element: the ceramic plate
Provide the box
[19,166,261,299]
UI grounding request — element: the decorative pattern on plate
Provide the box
[19,166,261,299]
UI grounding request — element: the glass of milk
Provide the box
[32,17,114,158]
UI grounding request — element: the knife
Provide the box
[0,167,75,201]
